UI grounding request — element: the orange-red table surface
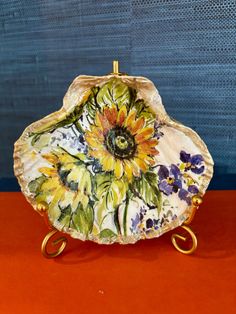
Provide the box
[0,191,235,314]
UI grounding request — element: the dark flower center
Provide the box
[105,126,136,159]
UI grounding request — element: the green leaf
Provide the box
[57,203,94,236]
[31,134,41,146]
[83,87,100,123]
[95,173,128,226]
[132,99,155,124]
[73,204,94,236]
[96,78,131,109]
[28,175,47,194]
[30,103,85,141]
[58,205,72,223]
[31,133,51,149]
[99,228,117,239]
[67,164,92,196]
[133,171,162,214]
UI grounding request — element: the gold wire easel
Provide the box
[171,195,203,255]
[41,229,68,258]
[39,61,203,258]
[40,194,202,258]
[37,204,68,259]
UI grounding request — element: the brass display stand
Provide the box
[39,191,203,259]
[171,195,203,255]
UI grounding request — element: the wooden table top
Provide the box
[0,191,235,314]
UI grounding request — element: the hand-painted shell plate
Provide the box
[14,75,213,244]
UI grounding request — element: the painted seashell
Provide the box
[14,67,214,244]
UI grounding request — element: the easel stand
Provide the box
[40,195,203,258]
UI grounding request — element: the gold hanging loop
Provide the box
[113,60,119,74]
[171,225,197,255]
[41,229,68,258]
[109,60,127,76]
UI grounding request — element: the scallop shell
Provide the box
[14,75,213,244]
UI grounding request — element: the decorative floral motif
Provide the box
[158,150,204,205]
[130,206,177,235]
[28,149,94,234]
[180,150,204,174]
[158,164,182,195]
[37,151,90,209]
[24,78,206,243]
[51,127,87,153]
[85,105,158,181]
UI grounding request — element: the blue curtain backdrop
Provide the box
[0,0,235,190]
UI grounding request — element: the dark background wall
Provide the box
[0,0,235,190]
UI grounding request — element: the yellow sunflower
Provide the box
[37,150,91,215]
[85,105,159,181]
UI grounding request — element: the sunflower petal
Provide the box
[89,148,107,159]
[133,157,148,172]
[135,127,154,143]
[141,138,158,147]
[38,167,57,177]
[96,112,112,134]
[95,112,103,128]
[124,110,136,127]
[104,105,118,125]
[40,177,59,193]
[137,139,158,154]
[146,157,156,166]
[90,126,104,141]
[61,162,76,171]
[114,159,124,178]
[117,105,127,126]
[124,160,133,181]
[102,154,115,171]
[130,159,140,177]
[42,153,58,165]
[136,153,156,166]
[129,116,145,134]
[137,142,159,156]
[85,132,104,148]
[57,152,78,164]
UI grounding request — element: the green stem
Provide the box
[74,120,84,133]
[114,208,121,235]
[123,193,130,237]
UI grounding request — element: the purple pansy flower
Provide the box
[158,164,182,196]
[180,150,204,174]
[188,185,199,194]
[178,189,191,205]
[158,163,199,205]
[131,213,140,232]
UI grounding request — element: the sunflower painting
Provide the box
[29,150,93,235]
[14,76,213,244]
[85,105,158,181]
